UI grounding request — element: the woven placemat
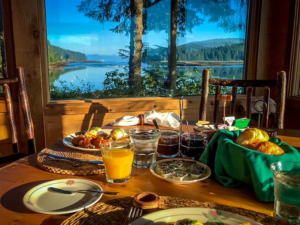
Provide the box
[61,196,292,225]
[36,142,105,175]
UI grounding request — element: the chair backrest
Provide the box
[199,69,286,129]
[0,67,35,158]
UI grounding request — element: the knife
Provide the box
[48,187,119,195]
[40,153,103,165]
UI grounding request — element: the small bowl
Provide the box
[133,192,160,209]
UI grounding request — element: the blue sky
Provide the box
[46,0,246,56]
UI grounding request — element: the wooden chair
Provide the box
[199,69,286,129]
[0,67,35,164]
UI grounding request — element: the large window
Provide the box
[45,0,249,100]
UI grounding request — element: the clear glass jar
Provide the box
[180,132,207,160]
[264,129,277,142]
[156,130,179,158]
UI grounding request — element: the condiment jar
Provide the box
[264,129,277,142]
[133,192,160,210]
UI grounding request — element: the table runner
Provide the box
[62,196,291,225]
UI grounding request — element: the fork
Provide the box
[124,207,143,225]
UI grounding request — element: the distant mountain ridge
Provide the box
[146,38,245,62]
[48,41,87,63]
[184,38,244,49]
[87,54,127,62]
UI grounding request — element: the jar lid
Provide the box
[264,129,277,137]
[182,132,207,139]
[194,125,216,132]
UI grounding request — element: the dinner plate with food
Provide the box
[62,127,130,152]
[131,207,261,225]
[150,159,211,184]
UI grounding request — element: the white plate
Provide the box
[62,129,112,152]
[131,207,262,225]
[150,158,211,185]
[23,179,103,215]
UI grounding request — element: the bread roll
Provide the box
[235,128,269,145]
[245,141,284,155]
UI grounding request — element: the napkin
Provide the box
[200,130,300,202]
[144,110,180,128]
[110,110,180,128]
[110,116,140,126]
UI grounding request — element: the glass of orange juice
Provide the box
[101,141,134,184]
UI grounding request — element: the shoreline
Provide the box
[49,60,103,72]
[49,60,244,73]
[173,61,243,66]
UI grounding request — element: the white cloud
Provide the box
[48,35,98,46]
[185,35,195,40]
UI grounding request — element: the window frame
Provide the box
[286,0,300,98]
[40,0,260,106]
[0,0,18,97]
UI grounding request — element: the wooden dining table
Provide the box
[0,125,299,225]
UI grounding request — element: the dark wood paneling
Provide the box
[12,0,45,151]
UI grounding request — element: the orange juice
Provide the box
[102,149,134,179]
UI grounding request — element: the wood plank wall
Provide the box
[0,99,28,156]
[44,98,242,146]
[285,98,300,129]
[0,101,13,156]
[11,0,45,151]
[256,0,291,97]
[256,0,298,129]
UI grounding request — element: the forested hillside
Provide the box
[178,43,245,61]
[48,41,87,63]
[146,38,245,62]
[192,38,244,48]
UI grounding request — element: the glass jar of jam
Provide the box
[156,130,179,158]
[264,129,277,142]
[180,132,207,160]
[194,125,217,144]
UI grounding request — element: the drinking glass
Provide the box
[271,161,300,223]
[101,141,134,184]
[128,128,160,168]
[156,130,179,158]
[180,132,207,160]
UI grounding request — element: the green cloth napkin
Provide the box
[200,130,300,202]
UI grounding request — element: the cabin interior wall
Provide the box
[12,0,45,152]
[0,0,297,154]
[255,0,290,97]
[0,101,13,156]
[255,0,299,129]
